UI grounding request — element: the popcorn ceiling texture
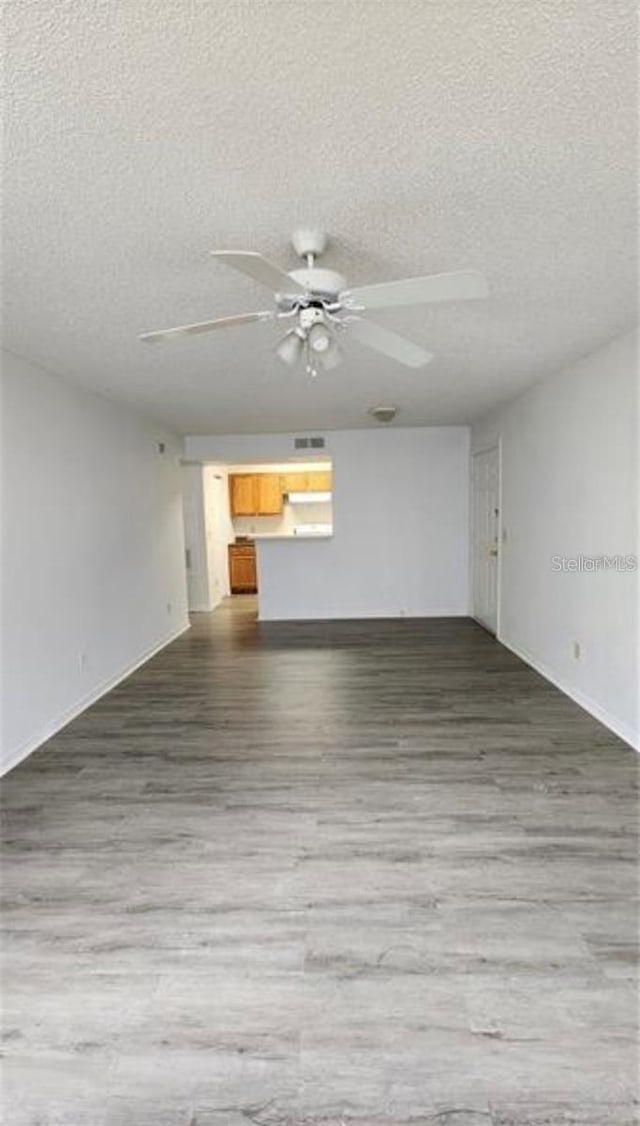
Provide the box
[3,0,637,434]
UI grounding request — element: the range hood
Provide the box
[287,491,332,504]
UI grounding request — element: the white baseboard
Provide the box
[258,608,470,622]
[189,591,226,613]
[499,634,639,751]
[1,620,191,776]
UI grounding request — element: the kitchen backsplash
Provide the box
[233,499,333,537]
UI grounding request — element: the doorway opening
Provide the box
[182,457,333,615]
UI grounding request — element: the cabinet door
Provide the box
[255,474,283,514]
[307,470,332,491]
[282,472,310,492]
[230,475,257,516]
[282,470,332,493]
[229,547,257,592]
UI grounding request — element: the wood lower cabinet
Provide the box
[229,473,283,516]
[228,543,257,593]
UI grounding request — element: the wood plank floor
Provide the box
[2,597,638,1125]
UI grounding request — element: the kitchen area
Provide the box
[227,462,333,594]
[181,457,334,615]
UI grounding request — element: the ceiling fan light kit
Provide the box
[307,321,332,354]
[275,329,305,366]
[140,229,489,379]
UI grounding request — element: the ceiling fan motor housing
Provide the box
[284,267,347,303]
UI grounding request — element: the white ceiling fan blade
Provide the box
[348,318,433,368]
[140,311,273,343]
[210,251,305,294]
[343,270,489,310]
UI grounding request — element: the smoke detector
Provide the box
[368,405,398,424]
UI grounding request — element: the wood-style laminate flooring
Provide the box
[2,598,638,1125]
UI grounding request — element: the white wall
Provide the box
[472,329,639,748]
[182,464,234,611]
[181,465,210,611]
[186,427,470,619]
[225,462,331,473]
[1,350,189,773]
[202,465,234,606]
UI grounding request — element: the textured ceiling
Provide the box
[3,0,638,435]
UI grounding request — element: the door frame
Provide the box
[470,440,502,638]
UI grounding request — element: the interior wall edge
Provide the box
[499,632,639,752]
[0,620,191,777]
[470,328,638,753]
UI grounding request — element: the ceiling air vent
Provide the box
[294,436,326,449]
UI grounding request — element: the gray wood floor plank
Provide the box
[2,597,638,1124]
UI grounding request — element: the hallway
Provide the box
[2,601,638,1125]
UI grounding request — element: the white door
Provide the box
[471,446,500,634]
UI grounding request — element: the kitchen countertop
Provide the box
[248,534,333,542]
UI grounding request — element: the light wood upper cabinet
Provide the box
[280,470,332,493]
[230,475,258,516]
[280,472,309,492]
[229,473,284,516]
[255,474,283,515]
[229,470,332,515]
[308,470,332,491]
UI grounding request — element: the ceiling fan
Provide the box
[140,230,489,376]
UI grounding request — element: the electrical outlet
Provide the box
[166,601,172,616]
[573,641,581,660]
